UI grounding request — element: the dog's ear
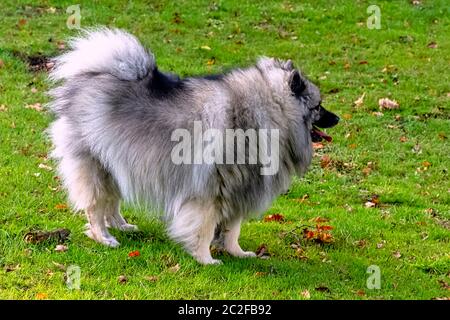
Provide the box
[290,70,306,97]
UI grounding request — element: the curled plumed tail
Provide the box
[50,28,155,81]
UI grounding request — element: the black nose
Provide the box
[314,108,340,128]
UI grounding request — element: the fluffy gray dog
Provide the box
[48,28,339,264]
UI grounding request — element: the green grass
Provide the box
[0,0,449,300]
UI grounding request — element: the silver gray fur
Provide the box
[47,28,323,264]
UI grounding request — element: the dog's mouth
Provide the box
[311,126,332,142]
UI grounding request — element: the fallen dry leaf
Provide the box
[25,103,43,112]
[438,280,450,290]
[312,142,324,150]
[378,98,399,110]
[300,289,311,299]
[207,57,216,66]
[38,163,53,171]
[400,136,408,142]
[18,18,27,27]
[36,293,48,300]
[118,275,128,284]
[256,243,270,258]
[432,297,450,300]
[4,264,20,272]
[0,104,7,112]
[320,155,332,168]
[145,276,159,282]
[422,161,431,168]
[376,240,386,249]
[168,263,180,273]
[200,45,211,50]
[342,113,352,120]
[263,213,285,223]
[54,203,68,210]
[372,111,384,117]
[128,250,140,258]
[0,59,4,68]
[353,92,366,108]
[31,87,38,93]
[392,251,402,259]
[293,194,309,204]
[54,244,68,252]
[255,271,267,277]
[427,41,438,49]
[52,261,66,271]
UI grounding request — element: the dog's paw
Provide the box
[84,229,120,247]
[238,251,257,258]
[195,255,223,265]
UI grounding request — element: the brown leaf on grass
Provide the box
[315,286,331,293]
[54,203,68,210]
[378,98,399,110]
[31,87,38,93]
[256,243,270,258]
[320,155,332,168]
[168,263,181,273]
[392,251,402,259]
[0,59,4,68]
[342,113,352,120]
[264,213,285,223]
[38,163,53,171]
[54,244,68,252]
[207,57,216,66]
[358,60,368,65]
[294,194,309,204]
[432,297,450,300]
[300,289,311,299]
[36,293,48,300]
[354,239,367,248]
[365,194,380,208]
[118,275,128,284]
[362,166,372,176]
[145,276,159,282]
[376,240,386,249]
[312,142,324,150]
[255,271,267,277]
[0,104,7,112]
[52,261,66,271]
[18,18,27,27]
[25,103,43,112]
[4,264,20,272]
[422,161,431,168]
[353,92,366,108]
[400,136,408,142]
[355,290,366,297]
[24,228,70,244]
[427,42,438,49]
[438,280,450,290]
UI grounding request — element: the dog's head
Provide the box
[257,58,339,142]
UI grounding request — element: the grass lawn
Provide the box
[0,0,449,300]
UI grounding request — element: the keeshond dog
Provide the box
[47,28,339,264]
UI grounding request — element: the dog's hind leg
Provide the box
[104,200,138,232]
[58,153,121,247]
[168,200,221,265]
[222,217,256,258]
